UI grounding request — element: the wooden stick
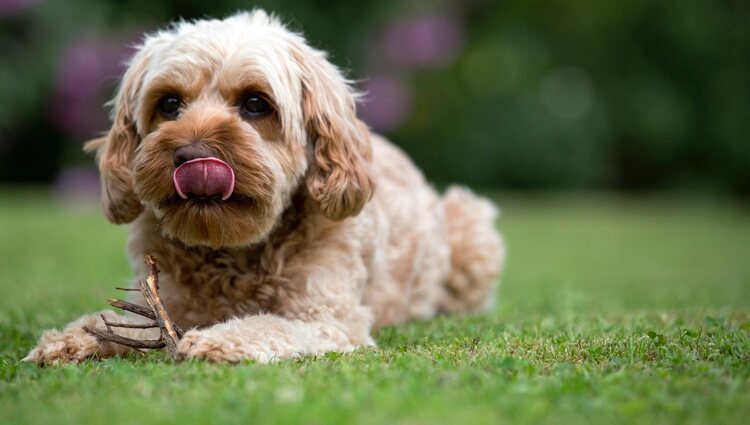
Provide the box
[102,319,160,329]
[100,314,113,333]
[83,326,166,349]
[107,298,156,321]
[85,255,183,359]
[138,255,184,353]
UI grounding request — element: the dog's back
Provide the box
[362,136,504,328]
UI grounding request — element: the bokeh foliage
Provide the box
[0,0,747,193]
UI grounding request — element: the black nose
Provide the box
[174,141,215,167]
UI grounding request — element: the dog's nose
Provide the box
[174,141,215,167]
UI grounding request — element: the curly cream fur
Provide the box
[25,10,504,364]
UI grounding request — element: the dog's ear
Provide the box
[294,47,376,221]
[85,48,152,224]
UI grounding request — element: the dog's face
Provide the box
[86,11,374,248]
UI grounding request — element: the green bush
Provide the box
[0,0,747,193]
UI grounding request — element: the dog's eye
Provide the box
[158,95,181,119]
[240,93,271,117]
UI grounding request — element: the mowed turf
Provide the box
[1,189,748,424]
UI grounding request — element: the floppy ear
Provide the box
[295,47,376,221]
[84,48,152,224]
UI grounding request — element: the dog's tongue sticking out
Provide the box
[173,157,235,200]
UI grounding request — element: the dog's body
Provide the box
[25,11,503,363]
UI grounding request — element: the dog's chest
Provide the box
[156,247,284,329]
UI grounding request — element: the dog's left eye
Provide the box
[240,93,271,117]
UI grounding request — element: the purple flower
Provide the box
[0,0,40,16]
[54,166,101,210]
[52,35,134,139]
[380,15,465,69]
[360,76,411,131]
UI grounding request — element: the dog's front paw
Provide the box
[176,329,280,364]
[23,327,101,365]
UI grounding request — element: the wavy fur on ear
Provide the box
[86,46,152,224]
[294,46,376,221]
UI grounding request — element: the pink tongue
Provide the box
[173,157,235,200]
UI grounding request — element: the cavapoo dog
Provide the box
[25,10,504,364]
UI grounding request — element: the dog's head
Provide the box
[85,10,375,248]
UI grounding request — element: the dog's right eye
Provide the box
[240,92,271,118]
[158,95,182,119]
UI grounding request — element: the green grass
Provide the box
[1,189,748,424]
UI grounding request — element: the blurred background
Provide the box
[0,0,748,196]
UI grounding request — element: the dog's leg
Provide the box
[177,238,375,363]
[176,310,374,363]
[23,310,160,364]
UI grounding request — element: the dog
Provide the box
[24,10,504,364]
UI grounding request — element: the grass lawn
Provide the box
[1,189,748,424]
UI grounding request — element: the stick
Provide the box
[84,255,183,359]
[107,298,156,320]
[84,326,166,349]
[101,314,113,333]
[138,255,184,351]
[101,318,159,329]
